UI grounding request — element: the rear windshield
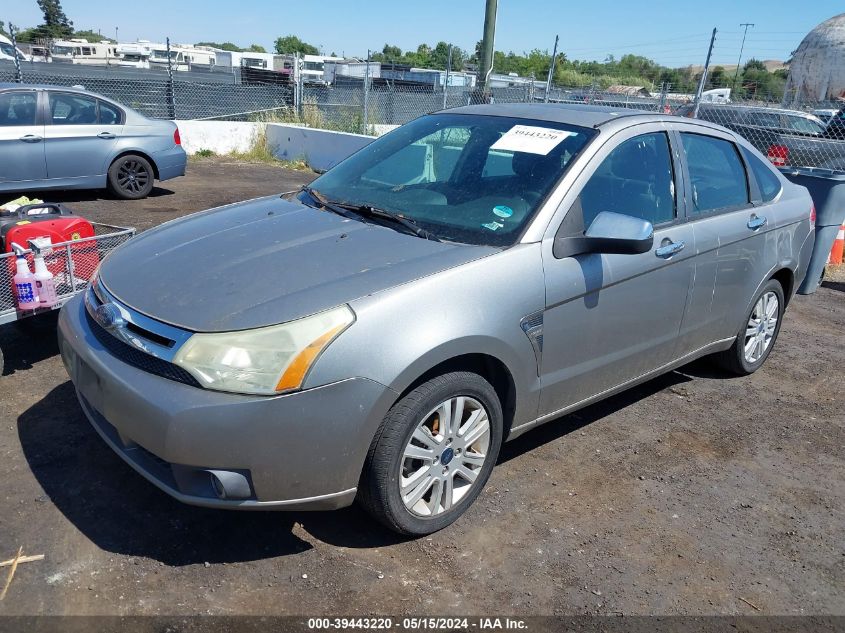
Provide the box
[306,113,596,246]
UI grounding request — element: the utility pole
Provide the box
[692,28,717,119]
[363,49,371,134]
[544,34,559,103]
[732,22,754,90]
[443,43,452,110]
[476,0,498,97]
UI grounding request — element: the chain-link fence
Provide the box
[3,58,843,172]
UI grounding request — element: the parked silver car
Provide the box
[0,84,186,199]
[58,104,814,535]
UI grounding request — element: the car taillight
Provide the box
[810,204,816,226]
[174,128,181,146]
[767,144,788,167]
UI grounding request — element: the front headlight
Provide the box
[173,305,354,395]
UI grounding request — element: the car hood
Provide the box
[99,195,497,332]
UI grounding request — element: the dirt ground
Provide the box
[0,158,843,617]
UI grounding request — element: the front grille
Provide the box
[85,309,201,388]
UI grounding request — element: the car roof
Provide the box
[0,82,93,94]
[441,103,662,128]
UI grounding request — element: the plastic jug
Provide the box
[33,249,58,307]
[13,255,39,310]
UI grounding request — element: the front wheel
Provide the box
[107,154,155,200]
[359,372,503,535]
[713,279,785,375]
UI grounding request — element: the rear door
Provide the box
[539,125,696,417]
[0,89,47,183]
[675,127,773,350]
[43,91,122,181]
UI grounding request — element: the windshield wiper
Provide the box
[301,186,441,242]
[300,185,369,223]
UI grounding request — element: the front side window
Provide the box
[0,92,37,126]
[682,133,749,213]
[306,114,595,246]
[49,93,99,125]
[577,132,676,228]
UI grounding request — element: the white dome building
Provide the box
[783,13,845,105]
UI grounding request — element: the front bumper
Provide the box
[152,146,187,181]
[58,294,397,510]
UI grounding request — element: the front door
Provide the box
[539,129,695,418]
[0,90,47,184]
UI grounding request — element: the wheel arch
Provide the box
[392,352,518,441]
[109,150,160,180]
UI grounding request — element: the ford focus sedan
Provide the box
[58,104,814,535]
[0,84,185,199]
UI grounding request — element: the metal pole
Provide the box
[442,44,452,110]
[363,49,371,134]
[732,23,754,91]
[477,0,497,95]
[9,23,22,83]
[692,28,717,119]
[544,35,559,103]
[165,37,176,119]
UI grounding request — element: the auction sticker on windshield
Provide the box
[491,125,577,155]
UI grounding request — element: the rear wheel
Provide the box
[359,371,503,535]
[107,154,154,200]
[713,279,785,375]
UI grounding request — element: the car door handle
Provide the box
[97,132,116,139]
[747,215,767,230]
[655,240,685,259]
[19,134,42,143]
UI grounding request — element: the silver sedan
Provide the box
[0,83,186,199]
[58,104,814,535]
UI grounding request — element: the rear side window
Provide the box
[681,133,749,213]
[741,146,782,202]
[98,100,122,125]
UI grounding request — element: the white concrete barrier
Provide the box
[266,123,376,172]
[175,120,262,155]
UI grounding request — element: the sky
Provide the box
[5,0,844,68]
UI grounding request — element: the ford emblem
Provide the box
[94,303,125,330]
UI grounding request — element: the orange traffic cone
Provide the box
[829,225,845,265]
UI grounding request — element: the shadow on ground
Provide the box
[0,312,61,376]
[18,367,701,564]
[12,187,175,204]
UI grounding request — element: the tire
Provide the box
[713,279,785,376]
[359,371,503,535]
[107,154,155,200]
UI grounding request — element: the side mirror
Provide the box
[554,211,654,258]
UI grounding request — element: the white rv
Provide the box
[301,54,344,83]
[214,49,276,70]
[51,39,118,65]
[149,44,215,71]
[116,41,152,69]
[0,35,31,63]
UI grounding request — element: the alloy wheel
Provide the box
[744,290,779,364]
[399,396,491,517]
[117,159,150,194]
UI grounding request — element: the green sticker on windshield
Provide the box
[493,205,513,218]
[482,221,504,231]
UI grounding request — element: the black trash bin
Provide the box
[780,167,845,294]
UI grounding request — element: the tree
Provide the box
[71,29,105,42]
[744,58,766,72]
[33,0,74,40]
[246,44,266,53]
[274,35,318,56]
[0,21,7,37]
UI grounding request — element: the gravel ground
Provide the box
[0,159,842,617]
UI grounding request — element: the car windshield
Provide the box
[786,115,825,135]
[0,42,16,57]
[305,113,595,246]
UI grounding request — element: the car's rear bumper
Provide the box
[152,146,187,181]
[58,293,397,510]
